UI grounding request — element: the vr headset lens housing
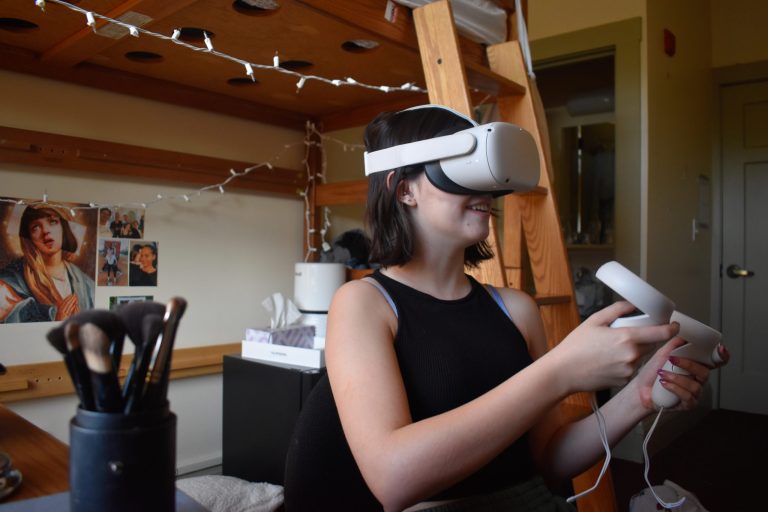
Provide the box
[364,120,540,197]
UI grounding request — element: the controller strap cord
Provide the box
[566,402,687,510]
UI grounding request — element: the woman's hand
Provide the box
[0,280,22,322]
[55,294,80,321]
[631,338,730,412]
[551,301,680,393]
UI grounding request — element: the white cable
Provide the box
[566,393,611,504]
[642,408,686,509]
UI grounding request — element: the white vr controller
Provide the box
[595,261,723,408]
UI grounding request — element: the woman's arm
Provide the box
[327,283,675,511]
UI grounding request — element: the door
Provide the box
[720,80,768,415]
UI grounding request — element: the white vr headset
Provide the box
[363,105,541,197]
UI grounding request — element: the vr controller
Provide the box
[595,261,723,409]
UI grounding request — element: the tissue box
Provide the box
[245,325,316,348]
[241,341,325,368]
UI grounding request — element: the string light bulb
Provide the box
[85,11,95,29]
[171,28,181,40]
[203,32,213,51]
[244,62,255,81]
[296,77,306,93]
[128,25,139,37]
[218,185,225,194]
[273,51,279,67]
[35,0,45,11]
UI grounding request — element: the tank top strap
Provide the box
[361,275,399,318]
[482,283,513,322]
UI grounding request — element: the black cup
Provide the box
[69,405,176,512]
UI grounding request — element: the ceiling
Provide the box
[0,0,512,131]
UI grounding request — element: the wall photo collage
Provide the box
[0,198,159,324]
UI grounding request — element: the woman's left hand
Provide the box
[633,337,730,411]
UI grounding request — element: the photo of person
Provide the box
[0,199,97,323]
[111,208,145,239]
[97,239,128,287]
[129,242,158,287]
[98,207,114,240]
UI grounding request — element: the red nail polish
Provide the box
[669,356,680,366]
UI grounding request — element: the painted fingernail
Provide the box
[669,356,680,365]
[657,369,666,376]
[718,345,730,358]
[659,378,668,386]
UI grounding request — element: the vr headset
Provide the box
[363,105,540,197]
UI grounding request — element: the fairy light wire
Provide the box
[34,0,427,95]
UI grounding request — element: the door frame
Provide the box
[711,60,768,408]
[532,18,643,274]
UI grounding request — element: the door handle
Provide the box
[726,264,755,278]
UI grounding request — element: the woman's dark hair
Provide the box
[19,207,78,253]
[364,106,494,268]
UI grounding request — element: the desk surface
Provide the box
[0,405,69,503]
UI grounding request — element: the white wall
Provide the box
[0,70,307,472]
[710,0,768,68]
[645,1,713,319]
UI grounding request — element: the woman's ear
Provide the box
[396,179,416,206]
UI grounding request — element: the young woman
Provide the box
[0,205,94,323]
[283,105,728,512]
[129,243,157,286]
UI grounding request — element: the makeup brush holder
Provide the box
[69,405,176,512]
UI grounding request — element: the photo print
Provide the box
[129,241,158,287]
[97,239,129,287]
[108,207,145,239]
[109,295,153,311]
[0,197,97,323]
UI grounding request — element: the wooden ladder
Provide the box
[412,2,617,511]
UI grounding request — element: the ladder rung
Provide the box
[534,295,571,306]
[465,61,526,97]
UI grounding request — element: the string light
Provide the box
[244,62,255,81]
[32,0,428,95]
[296,77,306,93]
[35,0,45,11]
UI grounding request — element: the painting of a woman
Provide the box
[0,204,96,323]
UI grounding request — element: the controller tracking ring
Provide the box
[595,261,676,325]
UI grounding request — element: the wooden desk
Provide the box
[0,405,69,503]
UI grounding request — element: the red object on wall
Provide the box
[664,28,676,57]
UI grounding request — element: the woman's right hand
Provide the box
[551,301,680,393]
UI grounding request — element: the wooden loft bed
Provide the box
[0,1,616,510]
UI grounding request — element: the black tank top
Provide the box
[284,271,536,511]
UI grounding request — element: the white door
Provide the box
[720,80,768,415]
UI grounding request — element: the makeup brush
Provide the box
[71,310,127,373]
[62,321,96,411]
[115,301,165,399]
[143,297,187,409]
[115,301,165,348]
[79,322,122,412]
[123,313,163,413]
[46,323,83,406]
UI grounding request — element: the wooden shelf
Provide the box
[0,343,241,403]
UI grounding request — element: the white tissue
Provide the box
[261,292,302,329]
